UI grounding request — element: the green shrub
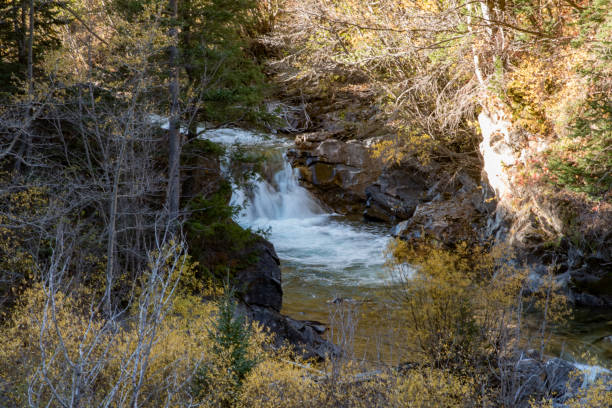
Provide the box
[193,288,258,407]
[185,186,258,286]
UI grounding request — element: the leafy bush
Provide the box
[387,240,527,371]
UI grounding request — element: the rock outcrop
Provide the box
[391,185,487,245]
[235,237,337,360]
[287,132,385,214]
[239,303,338,360]
[479,107,612,307]
[234,238,282,311]
[289,131,489,245]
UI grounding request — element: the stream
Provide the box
[201,127,612,369]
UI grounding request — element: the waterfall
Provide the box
[231,160,324,222]
[200,127,390,287]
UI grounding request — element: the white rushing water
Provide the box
[201,128,391,289]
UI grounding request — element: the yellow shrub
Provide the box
[0,283,270,407]
[392,368,479,407]
[387,240,528,369]
[0,286,110,407]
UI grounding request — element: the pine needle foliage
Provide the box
[0,0,69,95]
[545,1,612,199]
[193,288,258,407]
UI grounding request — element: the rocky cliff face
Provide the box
[479,108,612,307]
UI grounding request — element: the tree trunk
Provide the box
[25,0,34,161]
[105,138,126,316]
[167,0,181,224]
[467,3,485,87]
[15,0,34,173]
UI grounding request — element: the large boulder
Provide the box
[507,357,610,406]
[232,234,337,359]
[234,237,282,311]
[391,193,484,245]
[390,173,488,245]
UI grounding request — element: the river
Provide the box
[202,127,611,368]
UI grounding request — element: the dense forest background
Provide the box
[0,0,610,407]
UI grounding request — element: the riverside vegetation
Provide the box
[0,0,611,407]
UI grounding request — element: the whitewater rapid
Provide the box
[202,128,391,289]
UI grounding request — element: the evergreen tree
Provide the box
[112,0,265,126]
[179,0,265,124]
[193,288,258,406]
[0,0,68,95]
[547,0,612,198]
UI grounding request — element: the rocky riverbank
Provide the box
[284,124,611,308]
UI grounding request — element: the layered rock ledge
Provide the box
[287,131,489,244]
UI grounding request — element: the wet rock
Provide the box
[363,195,399,222]
[305,321,327,334]
[289,132,384,213]
[239,303,338,360]
[390,220,410,238]
[292,134,451,221]
[313,139,376,168]
[230,231,336,360]
[292,130,492,247]
[391,188,485,245]
[234,238,282,312]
